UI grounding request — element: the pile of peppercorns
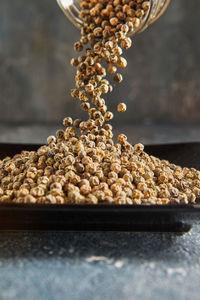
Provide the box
[0,0,200,205]
[1,123,200,204]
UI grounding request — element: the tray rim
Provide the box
[0,202,199,212]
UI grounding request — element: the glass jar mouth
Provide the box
[57,0,83,29]
[56,0,171,35]
[150,0,171,25]
[137,0,171,34]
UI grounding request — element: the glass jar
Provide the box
[56,0,171,35]
[138,0,171,34]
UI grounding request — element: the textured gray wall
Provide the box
[0,0,200,125]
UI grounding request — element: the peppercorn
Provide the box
[120,38,132,49]
[104,111,114,121]
[63,117,73,127]
[74,42,83,52]
[73,119,82,128]
[80,36,88,44]
[132,17,140,28]
[47,136,56,145]
[100,84,109,94]
[110,17,119,26]
[116,57,127,68]
[113,73,123,82]
[117,103,127,112]
[108,64,117,74]
[71,89,80,99]
[81,102,90,111]
[71,58,79,67]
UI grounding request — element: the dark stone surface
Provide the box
[0,0,200,125]
[0,225,199,300]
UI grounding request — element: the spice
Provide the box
[0,0,200,205]
[117,103,127,112]
[114,73,123,83]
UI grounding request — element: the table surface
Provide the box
[0,124,200,300]
[0,225,199,300]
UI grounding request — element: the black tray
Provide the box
[0,142,200,233]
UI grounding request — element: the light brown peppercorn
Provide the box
[121,24,129,33]
[104,111,114,121]
[80,36,88,44]
[56,130,65,141]
[63,117,73,127]
[79,90,88,102]
[113,73,123,83]
[71,89,80,99]
[81,102,91,111]
[132,17,141,28]
[100,84,109,94]
[142,1,150,10]
[74,42,83,52]
[71,58,79,66]
[117,103,127,112]
[73,119,82,128]
[76,80,84,89]
[117,134,127,144]
[47,136,56,145]
[120,38,132,49]
[24,195,37,203]
[108,64,117,74]
[134,143,144,153]
[93,27,103,37]
[80,184,91,195]
[110,17,119,26]
[85,83,94,93]
[116,57,127,68]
